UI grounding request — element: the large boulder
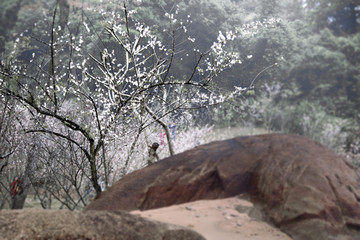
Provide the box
[85,134,360,240]
[0,208,205,240]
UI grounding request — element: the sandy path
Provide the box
[131,197,292,240]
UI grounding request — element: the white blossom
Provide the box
[83,22,90,32]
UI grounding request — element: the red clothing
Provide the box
[160,132,166,145]
[10,179,21,197]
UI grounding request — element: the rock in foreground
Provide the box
[0,208,205,240]
[85,134,360,240]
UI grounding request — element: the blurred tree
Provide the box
[305,0,360,32]
[0,0,24,53]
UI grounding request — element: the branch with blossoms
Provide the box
[0,0,280,202]
[87,3,245,155]
[0,6,104,194]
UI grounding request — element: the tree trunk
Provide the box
[11,148,35,209]
[90,155,102,194]
[163,124,175,156]
[145,106,175,156]
[89,142,102,194]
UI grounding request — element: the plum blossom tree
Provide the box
[90,3,245,162]
[0,0,271,200]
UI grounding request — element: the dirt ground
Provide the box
[131,196,293,240]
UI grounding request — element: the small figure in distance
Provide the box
[10,177,22,197]
[147,142,160,165]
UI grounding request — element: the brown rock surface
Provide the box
[0,208,205,240]
[85,134,360,240]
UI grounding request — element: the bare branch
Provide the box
[26,129,91,160]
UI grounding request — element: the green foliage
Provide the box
[235,20,299,88]
[231,1,360,123]
[284,28,360,118]
[239,84,350,151]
